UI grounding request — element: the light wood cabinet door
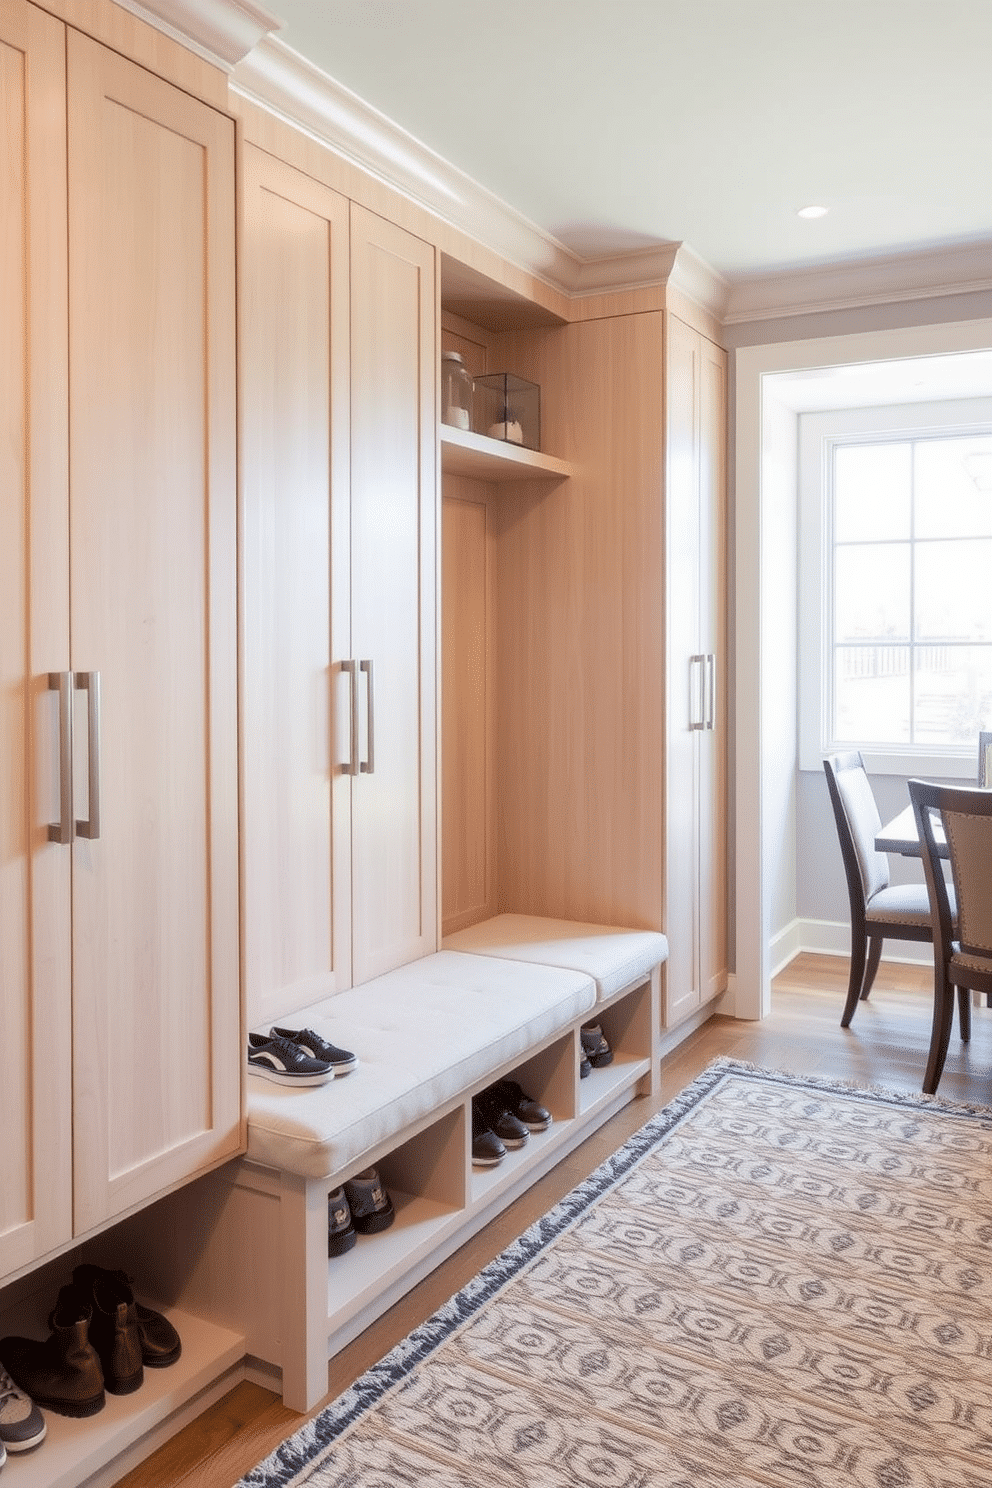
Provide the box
[240,145,353,1026]
[664,316,728,1025]
[0,0,73,1280]
[349,206,438,984]
[66,31,241,1232]
[698,335,729,1006]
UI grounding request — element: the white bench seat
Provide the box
[444,913,669,1002]
[156,918,668,1413]
[245,949,596,1180]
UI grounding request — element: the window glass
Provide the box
[915,538,992,643]
[834,647,910,744]
[914,645,992,745]
[915,435,992,539]
[834,443,910,542]
[833,543,910,643]
[829,431,992,753]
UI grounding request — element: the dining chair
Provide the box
[909,779,992,1094]
[823,751,947,1029]
[978,731,992,787]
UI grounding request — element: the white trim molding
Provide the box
[123,2,992,328]
[118,0,282,66]
[725,240,992,327]
[230,37,731,319]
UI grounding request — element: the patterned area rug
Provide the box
[238,1058,992,1488]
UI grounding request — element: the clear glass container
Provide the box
[441,351,473,431]
[473,373,540,450]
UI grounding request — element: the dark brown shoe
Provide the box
[0,1286,105,1418]
[74,1265,181,1369]
[79,1273,143,1394]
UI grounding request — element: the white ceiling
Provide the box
[265,0,992,284]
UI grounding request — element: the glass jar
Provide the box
[441,351,473,431]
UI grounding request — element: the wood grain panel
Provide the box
[492,314,666,929]
[240,145,352,1024]
[699,335,729,1001]
[665,318,728,1024]
[349,206,438,983]
[0,0,73,1281]
[442,486,495,933]
[234,96,572,329]
[664,315,703,1023]
[44,0,229,107]
[66,32,241,1231]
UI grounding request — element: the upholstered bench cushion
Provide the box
[245,949,596,1180]
[444,914,669,1002]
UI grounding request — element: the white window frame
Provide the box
[798,396,992,777]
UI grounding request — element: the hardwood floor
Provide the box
[115,951,992,1488]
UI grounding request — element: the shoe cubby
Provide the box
[116,956,664,1414]
[578,979,656,1118]
[507,1031,580,1124]
[325,1107,467,1340]
[467,1035,576,1203]
[0,1249,243,1488]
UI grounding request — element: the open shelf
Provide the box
[441,424,572,481]
[326,1187,464,1336]
[3,1307,244,1488]
[577,1052,652,1119]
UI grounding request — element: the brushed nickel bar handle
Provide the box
[689,654,706,730]
[47,670,74,844]
[75,670,101,840]
[340,659,359,776]
[360,658,374,774]
[707,653,717,730]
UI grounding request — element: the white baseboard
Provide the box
[776,917,932,968]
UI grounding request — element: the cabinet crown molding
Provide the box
[229,39,731,321]
[723,238,992,326]
[119,0,282,67]
[135,4,992,329]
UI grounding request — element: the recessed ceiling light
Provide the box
[797,205,829,219]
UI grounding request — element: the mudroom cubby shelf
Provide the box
[313,1016,655,1397]
[440,422,573,481]
[137,945,664,1412]
[0,1297,243,1488]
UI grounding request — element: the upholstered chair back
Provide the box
[830,754,889,903]
[943,807,992,960]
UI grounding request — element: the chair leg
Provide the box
[957,985,972,1042]
[862,935,883,1001]
[924,974,956,1094]
[841,934,869,1027]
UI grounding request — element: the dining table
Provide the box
[875,802,947,858]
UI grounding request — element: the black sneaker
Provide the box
[246,1035,335,1085]
[471,1102,506,1167]
[494,1079,552,1132]
[270,1026,357,1076]
[478,1088,529,1149]
[581,1021,613,1068]
[344,1169,395,1234]
[327,1187,357,1256]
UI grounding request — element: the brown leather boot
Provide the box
[0,1286,105,1418]
[73,1265,181,1368]
[85,1273,144,1395]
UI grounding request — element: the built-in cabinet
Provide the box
[440,303,728,1028]
[3,1,728,1471]
[1,0,241,1285]
[240,144,437,1028]
[664,317,729,1023]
